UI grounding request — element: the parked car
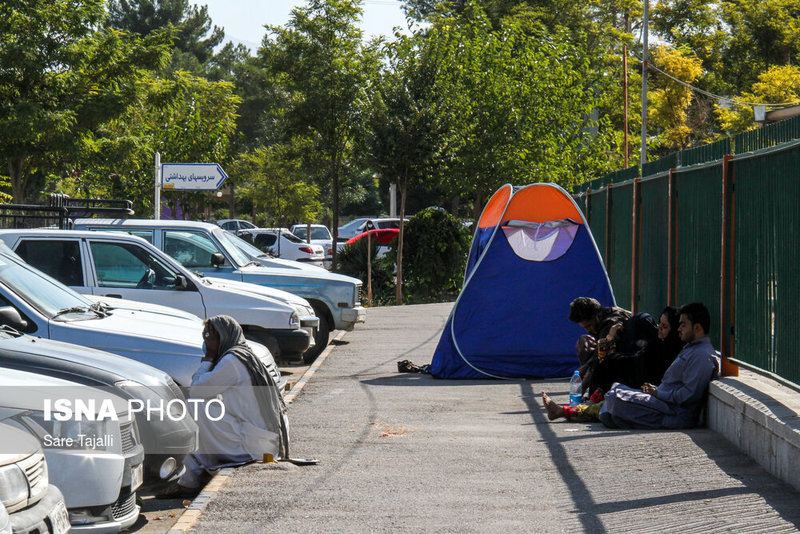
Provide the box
[0,242,280,386]
[0,229,319,360]
[337,217,372,241]
[0,423,69,534]
[216,219,257,232]
[338,218,408,241]
[72,219,366,361]
[289,224,334,268]
[346,228,400,259]
[0,325,197,486]
[2,368,144,532]
[236,228,325,267]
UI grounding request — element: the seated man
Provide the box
[598,302,720,430]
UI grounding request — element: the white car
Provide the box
[337,217,371,241]
[237,228,326,267]
[0,243,280,387]
[71,219,366,362]
[216,219,257,232]
[0,423,69,534]
[0,229,319,360]
[2,368,144,532]
[289,224,334,268]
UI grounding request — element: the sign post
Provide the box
[154,152,161,220]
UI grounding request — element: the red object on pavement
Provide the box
[346,228,399,246]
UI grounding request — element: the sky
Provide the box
[200,0,409,51]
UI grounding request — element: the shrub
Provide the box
[389,207,471,302]
[336,237,395,305]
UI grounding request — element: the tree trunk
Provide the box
[395,174,408,305]
[331,157,340,272]
[8,157,26,202]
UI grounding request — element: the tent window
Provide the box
[501,220,579,262]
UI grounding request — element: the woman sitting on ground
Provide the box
[542,306,684,422]
[158,315,288,498]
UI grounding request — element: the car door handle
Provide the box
[104,294,122,299]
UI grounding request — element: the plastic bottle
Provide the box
[569,370,583,406]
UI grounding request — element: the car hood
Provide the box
[238,263,361,286]
[0,367,127,413]
[201,276,312,311]
[0,423,40,462]
[84,294,203,322]
[248,256,329,272]
[50,308,203,357]
[0,333,175,390]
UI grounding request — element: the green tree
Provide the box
[107,0,224,72]
[230,142,322,226]
[260,0,381,267]
[428,6,610,215]
[0,0,170,201]
[649,45,705,149]
[364,33,442,303]
[715,65,800,134]
[65,70,240,217]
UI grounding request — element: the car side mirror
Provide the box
[210,253,225,267]
[0,306,28,331]
[174,274,190,290]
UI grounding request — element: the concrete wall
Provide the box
[707,369,800,492]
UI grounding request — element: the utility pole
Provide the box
[641,0,649,166]
[624,13,630,168]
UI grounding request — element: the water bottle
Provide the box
[569,370,583,406]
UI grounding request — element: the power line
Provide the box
[645,60,800,108]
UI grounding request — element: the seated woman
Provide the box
[158,315,288,498]
[542,306,684,422]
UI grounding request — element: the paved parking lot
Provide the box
[182,303,800,533]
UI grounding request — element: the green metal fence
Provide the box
[636,173,670,315]
[730,142,800,384]
[608,182,634,309]
[573,114,800,385]
[733,115,800,155]
[672,162,724,349]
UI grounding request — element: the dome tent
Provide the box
[431,183,616,379]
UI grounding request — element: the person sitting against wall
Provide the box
[569,297,657,402]
[543,306,685,422]
[598,302,720,429]
[157,315,289,498]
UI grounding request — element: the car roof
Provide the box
[74,218,219,230]
[0,228,152,240]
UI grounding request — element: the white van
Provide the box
[0,229,319,360]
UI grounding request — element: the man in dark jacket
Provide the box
[568,297,631,396]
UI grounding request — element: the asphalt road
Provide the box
[187,303,800,532]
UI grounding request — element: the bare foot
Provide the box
[541,392,565,421]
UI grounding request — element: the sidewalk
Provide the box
[189,303,800,533]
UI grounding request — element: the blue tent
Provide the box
[431,183,616,379]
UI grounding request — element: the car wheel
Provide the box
[302,313,330,364]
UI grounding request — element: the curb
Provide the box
[166,330,346,533]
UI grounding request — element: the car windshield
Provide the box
[340,219,367,232]
[0,254,93,318]
[216,230,268,263]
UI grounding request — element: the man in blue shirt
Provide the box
[598,302,720,429]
